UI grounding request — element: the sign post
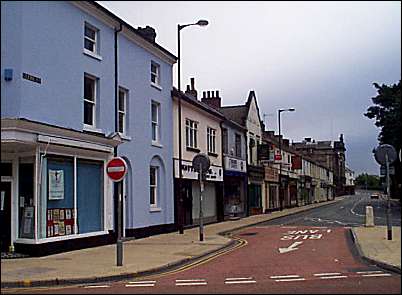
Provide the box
[374,144,397,240]
[192,153,210,242]
[106,157,128,266]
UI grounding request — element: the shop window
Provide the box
[1,162,12,177]
[77,159,103,234]
[18,163,34,239]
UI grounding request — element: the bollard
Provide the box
[365,206,375,227]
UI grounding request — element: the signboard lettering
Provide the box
[22,72,41,84]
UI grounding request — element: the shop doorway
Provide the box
[1,181,12,252]
[182,181,193,226]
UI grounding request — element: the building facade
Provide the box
[172,81,224,228]
[1,1,176,255]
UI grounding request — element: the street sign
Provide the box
[274,154,282,161]
[106,157,127,182]
[380,165,395,176]
[192,153,210,173]
[374,144,397,165]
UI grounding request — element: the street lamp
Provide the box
[277,108,295,211]
[177,19,209,234]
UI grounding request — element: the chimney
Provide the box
[201,88,221,110]
[185,77,198,99]
[137,26,157,43]
[304,137,311,143]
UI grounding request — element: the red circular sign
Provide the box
[106,157,127,182]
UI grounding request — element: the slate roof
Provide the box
[219,105,248,126]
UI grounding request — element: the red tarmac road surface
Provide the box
[12,226,401,294]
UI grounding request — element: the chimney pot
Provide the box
[216,90,219,98]
[190,78,195,90]
[207,91,211,98]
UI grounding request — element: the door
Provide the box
[182,181,193,226]
[1,182,12,252]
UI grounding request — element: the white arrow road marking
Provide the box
[278,241,303,253]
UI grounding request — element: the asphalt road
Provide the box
[11,192,400,294]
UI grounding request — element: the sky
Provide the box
[99,1,401,175]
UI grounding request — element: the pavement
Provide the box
[1,196,401,289]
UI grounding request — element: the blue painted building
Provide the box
[1,1,177,255]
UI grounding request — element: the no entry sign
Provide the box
[106,157,127,182]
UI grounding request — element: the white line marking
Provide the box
[125,284,155,287]
[362,273,392,277]
[319,276,348,279]
[84,285,110,288]
[356,271,383,274]
[176,282,208,286]
[225,280,256,284]
[314,273,342,276]
[225,277,253,281]
[175,279,206,282]
[127,280,156,284]
[270,275,300,279]
[275,278,306,282]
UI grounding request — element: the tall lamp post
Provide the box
[278,108,295,211]
[177,19,208,234]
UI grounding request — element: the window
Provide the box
[118,88,127,134]
[185,119,198,148]
[84,75,97,127]
[84,23,98,54]
[150,166,158,207]
[222,128,228,154]
[151,102,160,143]
[235,133,242,157]
[151,62,160,85]
[207,127,216,153]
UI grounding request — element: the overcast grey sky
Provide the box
[99,1,401,175]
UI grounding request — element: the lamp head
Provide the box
[288,108,295,112]
[197,20,209,27]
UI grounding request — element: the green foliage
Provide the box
[365,80,401,151]
[355,173,381,190]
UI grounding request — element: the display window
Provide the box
[18,162,35,239]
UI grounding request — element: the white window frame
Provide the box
[84,23,97,54]
[235,133,242,158]
[150,166,158,208]
[83,74,97,129]
[151,101,160,144]
[185,119,198,149]
[118,88,127,135]
[207,127,216,153]
[150,61,161,88]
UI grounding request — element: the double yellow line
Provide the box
[135,235,248,281]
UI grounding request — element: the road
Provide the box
[5,192,401,294]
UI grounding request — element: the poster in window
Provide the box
[58,222,65,236]
[53,223,59,236]
[59,209,64,220]
[53,209,59,222]
[65,209,71,220]
[21,207,34,237]
[48,170,64,200]
[47,209,52,221]
[66,224,72,235]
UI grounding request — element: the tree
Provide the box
[355,173,381,190]
[365,80,401,199]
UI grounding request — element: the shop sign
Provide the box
[175,159,223,181]
[265,166,279,182]
[49,170,64,200]
[224,156,246,173]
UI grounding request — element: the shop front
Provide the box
[289,177,299,208]
[1,119,121,256]
[223,156,247,219]
[279,174,289,209]
[174,159,223,226]
[299,175,312,205]
[264,165,279,213]
[247,165,264,215]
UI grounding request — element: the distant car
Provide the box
[371,193,380,199]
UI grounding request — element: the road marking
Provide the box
[127,280,156,284]
[84,285,110,288]
[313,273,342,276]
[176,282,208,286]
[275,278,306,282]
[175,279,206,282]
[362,273,392,277]
[319,275,348,279]
[225,280,257,284]
[125,284,155,287]
[356,271,383,274]
[225,277,254,281]
[270,275,301,279]
[278,241,303,253]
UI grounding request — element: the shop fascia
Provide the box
[223,156,247,173]
[174,159,223,181]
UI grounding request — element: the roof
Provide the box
[171,88,225,120]
[88,1,177,62]
[219,105,248,126]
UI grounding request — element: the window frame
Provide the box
[83,74,97,128]
[235,133,242,158]
[149,166,158,208]
[207,127,216,154]
[118,88,127,134]
[84,23,98,54]
[150,61,160,87]
[185,119,198,149]
[151,101,160,144]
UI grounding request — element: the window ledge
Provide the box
[152,141,163,148]
[83,125,104,134]
[83,49,103,61]
[150,207,162,212]
[118,132,132,141]
[151,82,162,91]
[208,152,218,158]
[186,146,200,153]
